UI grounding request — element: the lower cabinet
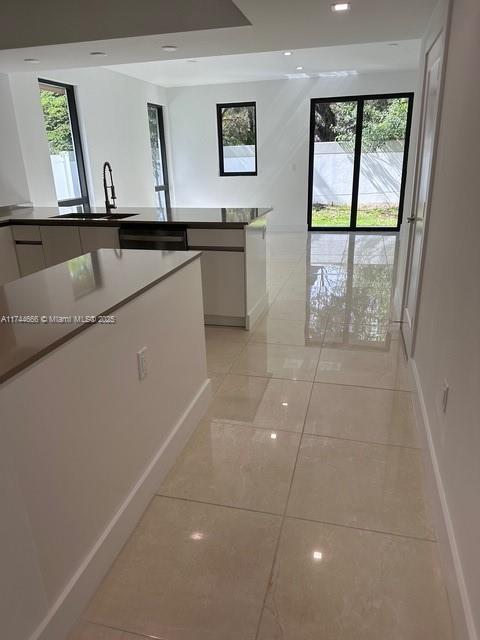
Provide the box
[40,226,83,268]
[11,224,122,278]
[11,225,46,278]
[15,244,46,277]
[0,226,20,285]
[79,226,120,252]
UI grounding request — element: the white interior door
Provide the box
[402,33,444,354]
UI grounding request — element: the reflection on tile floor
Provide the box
[70,232,453,640]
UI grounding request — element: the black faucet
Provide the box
[103,161,117,212]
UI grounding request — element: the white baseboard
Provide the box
[30,379,212,640]
[246,292,268,331]
[410,360,476,640]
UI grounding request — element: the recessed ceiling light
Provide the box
[313,551,323,561]
[296,66,304,71]
[270,433,278,440]
[283,51,293,56]
[24,58,40,63]
[331,3,351,12]
[190,531,204,541]
[162,45,178,52]
[90,51,106,56]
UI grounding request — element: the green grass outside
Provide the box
[312,203,398,228]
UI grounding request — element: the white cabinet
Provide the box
[40,226,82,267]
[200,251,246,322]
[11,225,46,278]
[11,225,42,242]
[15,244,46,277]
[0,226,20,285]
[187,228,244,249]
[79,226,120,252]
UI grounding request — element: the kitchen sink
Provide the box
[52,212,138,220]
[102,213,139,220]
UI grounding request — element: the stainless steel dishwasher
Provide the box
[119,225,187,250]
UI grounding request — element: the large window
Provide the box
[308,93,413,231]
[216,102,257,176]
[147,104,170,210]
[38,80,90,210]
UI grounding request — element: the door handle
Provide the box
[407,216,417,223]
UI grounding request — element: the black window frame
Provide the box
[147,103,171,210]
[38,78,90,211]
[216,101,258,177]
[307,92,414,233]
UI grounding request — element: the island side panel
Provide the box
[245,215,268,330]
[0,257,210,640]
[187,228,247,326]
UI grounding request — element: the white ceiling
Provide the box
[106,41,421,87]
[0,0,436,74]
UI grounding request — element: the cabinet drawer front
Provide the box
[187,228,244,249]
[12,225,42,242]
[16,244,46,277]
[40,226,82,267]
[0,227,20,284]
[79,226,120,252]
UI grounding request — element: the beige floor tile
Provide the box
[205,325,251,343]
[275,282,310,301]
[250,316,325,347]
[231,343,320,381]
[287,435,434,539]
[206,374,312,433]
[315,341,413,390]
[305,383,418,447]
[323,322,402,348]
[160,420,301,513]
[69,622,141,639]
[257,518,453,640]
[268,299,310,321]
[208,374,226,396]
[86,497,281,640]
[205,339,246,374]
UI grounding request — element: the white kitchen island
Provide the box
[0,249,210,640]
[2,206,272,330]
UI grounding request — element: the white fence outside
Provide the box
[222,144,256,173]
[50,152,81,201]
[313,141,404,207]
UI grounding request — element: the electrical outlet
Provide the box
[137,347,148,380]
[441,380,449,413]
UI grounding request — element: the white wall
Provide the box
[166,71,417,230]
[8,68,167,208]
[0,73,30,206]
[411,0,480,637]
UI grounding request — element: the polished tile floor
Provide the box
[71,232,454,640]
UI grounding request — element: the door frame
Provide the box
[401,27,449,356]
[307,92,414,233]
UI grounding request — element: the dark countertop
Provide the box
[0,206,272,229]
[0,249,200,385]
